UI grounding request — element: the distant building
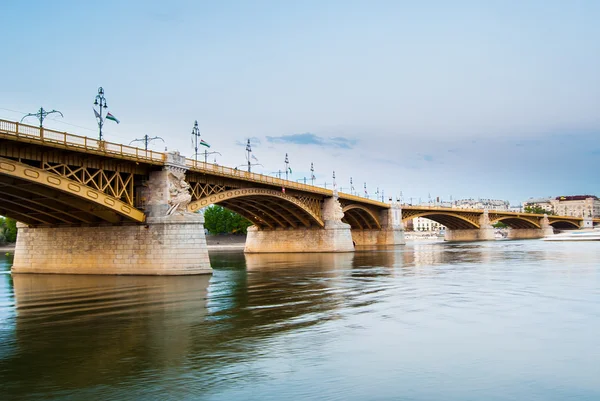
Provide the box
[412,216,444,232]
[522,197,554,213]
[523,195,600,218]
[453,198,510,211]
[552,195,600,218]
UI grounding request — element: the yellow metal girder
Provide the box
[342,204,382,229]
[0,156,145,223]
[188,187,324,228]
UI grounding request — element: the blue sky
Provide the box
[1,0,598,204]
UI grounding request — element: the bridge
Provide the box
[0,119,595,275]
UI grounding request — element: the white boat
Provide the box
[543,228,600,241]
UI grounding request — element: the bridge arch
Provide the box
[549,220,580,229]
[402,212,480,230]
[342,204,381,229]
[489,216,541,229]
[187,188,324,229]
[0,157,145,225]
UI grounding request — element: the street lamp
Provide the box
[190,120,220,163]
[191,120,201,162]
[130,134,164,150]
[310,162,315,186]
[241,139,262,172]
[21,107,63,128]
[364,182,368,199]
[246,139,252,172]
[285,153,290,180]
[93,87,108,140]
[350,177,355,195]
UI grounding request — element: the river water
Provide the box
[0,240,599,400]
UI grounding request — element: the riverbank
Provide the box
[206,234,246,250]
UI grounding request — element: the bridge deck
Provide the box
[0,119,390,209]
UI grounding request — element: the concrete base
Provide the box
[11,216,211,275]
[351,228,406,246]
[507,227,554,239]
[244,222,354,253]
[445,227,495,242]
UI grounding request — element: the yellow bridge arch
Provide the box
[0,157,145,225]
[402,211,480,230]
[488,216,541,229]
[188,187,325,229]
[342,204,381,229]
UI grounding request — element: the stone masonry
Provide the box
[351,203,405,246]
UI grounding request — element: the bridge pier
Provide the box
[12,152,212,275]
[507,216,554,239]
[444,210,495,242]
[245,196,354,253]
[11,216,211,275]
[351,204,405,246]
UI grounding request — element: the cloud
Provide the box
[266,133,357,149]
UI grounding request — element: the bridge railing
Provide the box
[186,158,335,196]
[0,119,165,164]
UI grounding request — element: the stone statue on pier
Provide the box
[166,169,192,216]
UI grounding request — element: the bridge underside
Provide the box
[0,175,132,226]
[549,220,580,229]
[217,197,321,229]
[341,206,381,230]
[491,217,540,229]
[403,213,479,230]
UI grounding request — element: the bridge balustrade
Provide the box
[0,119,164,164]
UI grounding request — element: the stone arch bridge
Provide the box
[0,119,595,275]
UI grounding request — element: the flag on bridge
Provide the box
[200,139,210,148]
[288,167,292,174]
[93,108,101,119]
[106,112,120,124]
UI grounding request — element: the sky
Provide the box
[1,0,599,204]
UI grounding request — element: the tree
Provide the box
[492,221,507,228]
[0,217,17,243]
[203,205,252,234]
[523,204,554,215]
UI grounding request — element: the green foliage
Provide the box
[203,205,252,235]
[492,221,507,228]
[524,204,554,215]
[0,217,17,243]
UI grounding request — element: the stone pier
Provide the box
[506,215,555,239]
[444,210,495,242]
[244,196,354,253]
[351,203,405,246]
[12,152,212,275]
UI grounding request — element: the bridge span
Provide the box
[0,119,595,275]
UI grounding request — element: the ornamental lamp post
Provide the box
[93,87,108,140]
[285,153,290,180]
[21,107,63,128]
[246,139,252,172]
[130,134,164,151]
[191,120,201,162]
